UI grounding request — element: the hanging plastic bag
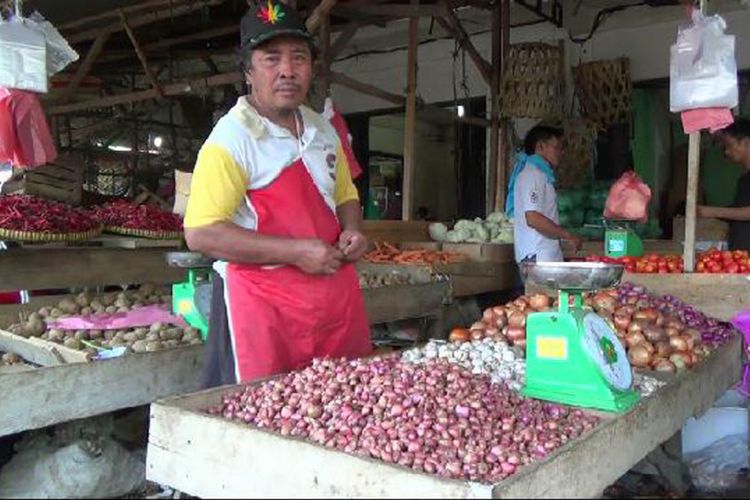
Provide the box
[670,11,738,112]
[0,87,57,168]
[0,16,48,93]
[28,11,79,76]
[323,97,363,180]
[603,171,652,222]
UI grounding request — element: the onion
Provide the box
[506,326,526,342]
[669,336,688,352]
[484,327,500,338]
[640,341,655,355]
[628,345,652,367]
[470,330,485,342]
[670,352,691,370]
[643,325,666,343]
[681,334,696,351]
[528,293,551,311]
[663,326,680,338]
[495,315,508,329]
[625,331,647,348]
[613,313,632,331]
[592,292,617,313]
[627,320,645,335]
[633,308,658,324]
[470,321,486,332]
[653,359,677,373]
[655,341,673,358]
[492,306,507,318]
[482,308,496,324]
[508,311,527,328]
[449,328,471,343]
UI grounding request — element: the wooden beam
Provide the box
[60,0,207,32]
[119,9,164,97]
[201,56,221,75]
[402,3,419,221]
[49,72,243,115]
[66,0,223,45]
[342,4,442,18]
[435,13,490,87]
[330,23,360,59]
[684,132,701,272]
[145,24,237,52]
[330,72,406,106]
[314,13,332,112]
[58,32,111,104]
[329,5,391,27]
[487,0,501,215]
[307,0,339,34]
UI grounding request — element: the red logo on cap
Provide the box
[257,1,285,25]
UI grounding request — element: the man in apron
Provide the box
[184,2,371,386]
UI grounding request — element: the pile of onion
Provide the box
[598,301,711,373]
[207,356,599,484]
[449,293,553,349]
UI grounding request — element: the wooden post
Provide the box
[684,132,701,272]
[315,13,331,112]
[402,2,419,221]
[496,0,510,212]
[487,0,501,216]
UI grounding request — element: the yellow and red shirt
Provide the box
[184,97,359,230]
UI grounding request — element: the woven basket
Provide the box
[573,58,632,130]
[104,226,183,240]
[501,43,564,119]
[0,225,102,243]
[558,119,599,189]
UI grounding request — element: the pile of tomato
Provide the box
[584,249,750,274]
[696,249,750,274]
[584,254,684,273]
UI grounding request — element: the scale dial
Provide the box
[581,313,633,391]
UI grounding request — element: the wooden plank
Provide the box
[58,31,111,104]
[624,273,750,322]
[437,3,491,86]
[330,72,406,106]
[306,0,339,34]
[402,6,419,221]
[0,248,184,292]
[441,243,515,263]
[363,282,448,324]
[362,220,430,243]
[0,344,204,437]
[452,266,521,297]
[0,330,67,367]
[341,4,442,18]
[60,0,203,31]
[684,132,701,272]
[145,337,741,498]
[119,9,164,96]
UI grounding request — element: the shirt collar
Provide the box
[229,96,323,144]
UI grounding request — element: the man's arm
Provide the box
[526,211,582,251]
[698,205,750,221]
[333,143,368,261]
[185,224,343,274]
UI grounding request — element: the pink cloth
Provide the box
[0,87,57,168]
[46,305,188,331]
[680,107,735,134]
[731,309,750,396]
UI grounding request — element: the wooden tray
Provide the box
[0,225,102,243]
[104,226,184,240]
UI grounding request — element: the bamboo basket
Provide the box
[573,58,632,129]
[558,119,599,188]
[501,43,564,120]
[0,225,102,243]
[104,226,183,240]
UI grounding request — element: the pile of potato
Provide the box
[7,284,203,356]
[1,351,24,366]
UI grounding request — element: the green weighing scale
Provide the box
[166,252,215,340]
[521,262,640,412]
[603,219,643,258]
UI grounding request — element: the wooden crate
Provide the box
[146,337,741,499]
[4,155,86,204]
[363,221,431,244]
[441,243,515,263]
[625,273,750,322]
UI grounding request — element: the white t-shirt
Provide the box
[513,164,563,263]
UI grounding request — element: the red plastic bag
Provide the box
[323,98,363,180]
[604,171,652,222]
[0,87,57,168]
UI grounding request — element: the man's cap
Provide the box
[240,1,314,51]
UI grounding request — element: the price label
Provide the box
[178,299,194,314]
[536,336,568,360]
[608,239,625,253]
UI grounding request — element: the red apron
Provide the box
[224,158,371,382]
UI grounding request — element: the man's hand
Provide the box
[697,205,715,218]
[338,229,369,262]
[566,234,583,253]
[293,239,345,275]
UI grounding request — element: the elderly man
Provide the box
[184,2,371,385]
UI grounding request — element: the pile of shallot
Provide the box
[207,356,599,484]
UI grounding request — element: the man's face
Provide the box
[536,137,564,167]
[246,37,313,112]
[722,134,750,165]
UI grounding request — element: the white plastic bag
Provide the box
[670,11,738,112]
[28,11,79,76]
[685,434,749,492]
[0,16,47,93]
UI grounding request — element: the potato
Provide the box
[28,312,42,323]
[104,330,116,341]
[100,340,112,348]
[57,298,79,315]
[89,329,103,339]
[164,340,180,349]
[75,292,91,308]
[101,294,116,307]
[116,306,129,313]
[105,306,117,314]
[139,283,156,296]
[114,297,132,309]
[131,340,148,353]
[145,341,162,352]
[159,295,171,305]
[48,308,63,319]
[113,331,125,342]
[38,307,51,318]
[123,332,138,343]
[63,338,82,350]
[146,332,160,342]
[133,328,148,340]
[80,307,93,316]
[90,300,104,312]
[74,331,87,341]
[150,322,165,333]
[132,301,144,309]
[83,348,98,357]
[26,318,46,337]
[9,323,30,338]
[189,338,203,345]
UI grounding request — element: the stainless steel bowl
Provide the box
[521,262,624,291]
[166,252,215,269]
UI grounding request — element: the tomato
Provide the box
[740,264,749,274]
[708,261,722,273]
[696,262,706,272]
[726,262,740,274]
[644,263,656,273]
